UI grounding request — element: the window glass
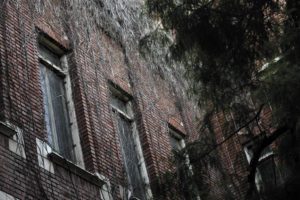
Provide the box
[47,67,73,160]
[169,127,183,151]
[170,135,182,152]
[40,59,74,161]
[244,143,281,193]
[111,95,127,114]
[38,45,61,67]
[258,157,281,192]
[110,89,146,199]
[40,65,54,145]
[115,114,145,200]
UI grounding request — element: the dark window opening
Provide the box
[110,90,146,200]
[244,143,282,194]
[39,44,75,162]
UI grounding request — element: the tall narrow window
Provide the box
[169,126,185,152]
[109,84,146,200]
[244,143,281,193]
[39,39,76,162]
[168,125,199,200]
[169,125,187,171]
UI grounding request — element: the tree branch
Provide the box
[247,125,289,197]
[195,104,265,160]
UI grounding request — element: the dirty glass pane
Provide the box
[40,64,54,146]
[260,146,271,157]
[38,45,61,67]
[47,68,74,161]
[258,157,281,192]
[170,135,181,151]
[111,95,127,114]
[116,114,145,200]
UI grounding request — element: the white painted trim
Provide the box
[3,122,27,159]
[96,173,114,200]
[36,137,54,173]
[258,151,273,162]
[243,145,273,192]
[260,56,281,72]
[132,122,153,199]
[168,127,201,199]
[61,56,85,168]
[38,41,84,168]
[111,105,133,121]
[109,86,152,199]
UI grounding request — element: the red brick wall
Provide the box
[0,1,202,199]
[1,1,280,200]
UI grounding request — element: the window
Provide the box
[244,143,281,193]
[169,125,185,152]
[168,125,200,200]
[169,125,186,173]
[38,36,83,165]
[109,84,148,200]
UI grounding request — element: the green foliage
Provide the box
[151,148,201,200]
[255,0,300,129]
[256,62,300,128]
[146,0,281,110]
[144,0,300,199]
[153,132,238,199]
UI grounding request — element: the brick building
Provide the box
[0,1,201,199]
[0,1,284,200]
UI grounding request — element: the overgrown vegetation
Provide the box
[1,0,201,199]
[144,0,300,199]
[1,0,299,199]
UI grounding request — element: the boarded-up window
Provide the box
[39,45,75,162]
[110,92,146,200]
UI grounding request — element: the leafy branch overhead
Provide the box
[146,0,282,108]
[144,0,299,144]
[144,0,300,199]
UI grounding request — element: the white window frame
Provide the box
[109,83,152,200]
[168,125,201,200]
[38,35,84,167]
[168,125,193,171]
[169,126,186,151]
[243,142,276,193]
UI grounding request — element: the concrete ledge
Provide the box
[0,121,27,159]
[0,121,17,137]
[48,152,105,187]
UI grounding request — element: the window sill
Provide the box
[0,121,17,137]
[48,152,104,187]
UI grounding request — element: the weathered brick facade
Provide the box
[0,1,281,200]
[0,1,200,199]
